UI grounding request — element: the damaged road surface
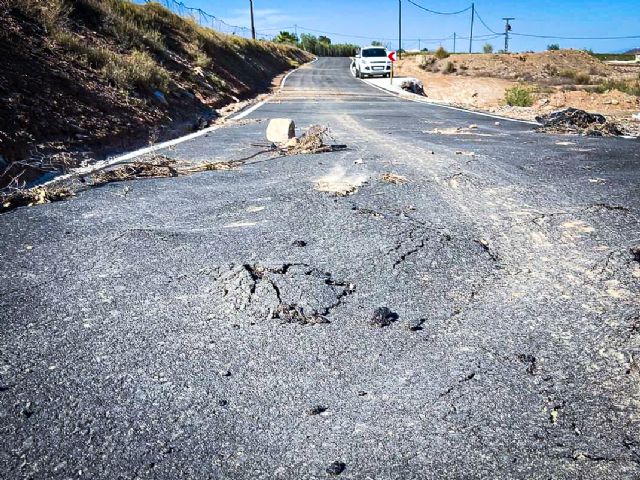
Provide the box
[1,58,640,479]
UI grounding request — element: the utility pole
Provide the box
[398,0,402,60]
[502,17,514,52]
[453,32,456,53]
[469,2,474,53]
[249,0,256,40]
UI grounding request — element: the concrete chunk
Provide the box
[266,118,296,143]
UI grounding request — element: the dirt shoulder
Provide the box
[393,50,640,133]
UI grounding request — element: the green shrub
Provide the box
[547,43,560,51]
[435,46,449,59]
[483,43,493,54]
[596,79,640,96]
[505,86,533,107]
[443,61,456,74]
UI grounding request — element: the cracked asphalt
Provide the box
[1,58,640,479]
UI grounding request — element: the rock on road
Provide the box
[1,58,639,479]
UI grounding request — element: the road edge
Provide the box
[39,58,319,188]
[359,76,541,125]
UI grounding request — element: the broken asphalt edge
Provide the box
[357,74,541,126]
[38,58,319,190]
[360,74,639,139]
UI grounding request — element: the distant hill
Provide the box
[625,48,640,54]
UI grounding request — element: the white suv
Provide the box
[354,46,392,78]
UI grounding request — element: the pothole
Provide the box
[215,263,355,323]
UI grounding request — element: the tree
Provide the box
[299,33,357,57]
[274,31,299,44]
[547,43,560,51]
[371,41,384,47]
[483,43,494,54]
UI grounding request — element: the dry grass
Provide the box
[595,77,640,97]
[52,29,171,91]
[557,69,592,85]
[12,0,71,29]
[103,50,171,91]
[1,187,74,212]
[16,0,311,94]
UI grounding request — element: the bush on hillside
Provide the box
[505,86,533,107]
[435,46,449,59]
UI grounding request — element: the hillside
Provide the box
[0,0,312,187]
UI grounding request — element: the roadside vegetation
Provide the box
[10,0,308,93]
[504,86,533,107]
[435,46,450,59]
[1,0,311,187]
[274,31,358,57]
[595,77,640,96]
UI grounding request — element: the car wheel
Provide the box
[356,70,361,78]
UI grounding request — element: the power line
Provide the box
[511,32,640,40]
[297,25,452,43]
[473,8,501,35]
[406,0,472,15]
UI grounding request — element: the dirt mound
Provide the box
[408,50,614,83]
[535,108,622,136]
[0,0,312,188]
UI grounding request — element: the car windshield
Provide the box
[362,48,387,58]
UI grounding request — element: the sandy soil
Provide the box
[393,50,640,132]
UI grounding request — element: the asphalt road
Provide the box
[1,57,640,479]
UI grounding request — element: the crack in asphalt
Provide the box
[221,263,355,320]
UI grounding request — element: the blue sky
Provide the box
[154,0,640,52]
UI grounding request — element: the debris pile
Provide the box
[370,307,398,327]
[0,157,241,213]
[92,157,241,185]
[92,159,179,184]
[1,187,74,212]
[380,172,409,184]
[535,108,622,136]
[400,78,425,96]
[283,125,347,155]
[271,303,330,325]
